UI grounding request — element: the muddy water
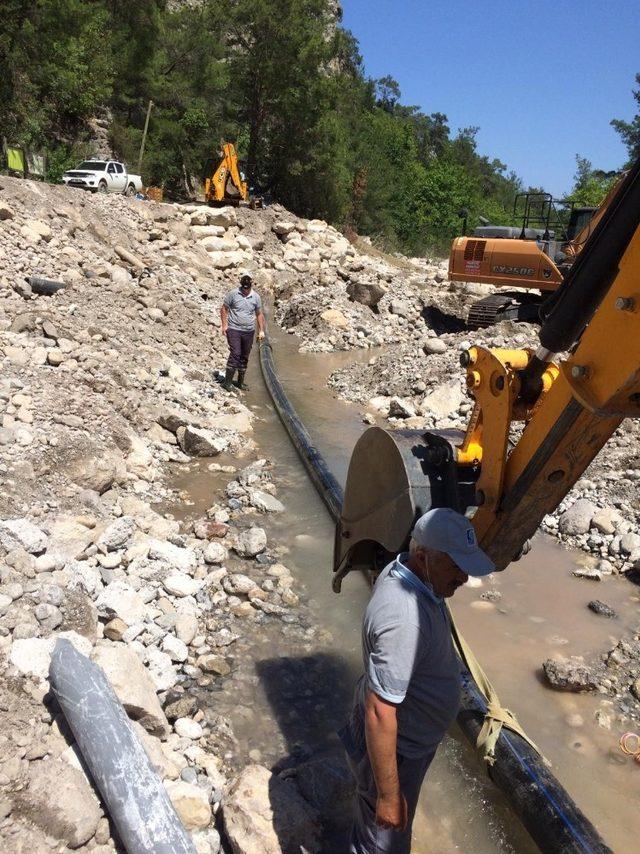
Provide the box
[171,327,638,852]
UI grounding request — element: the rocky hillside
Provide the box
[0,176,370,852]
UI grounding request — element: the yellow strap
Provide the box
[446,603,546,766]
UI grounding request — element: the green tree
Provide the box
[611,73,640,165]
[0,0,112,149]
[569,155,618,207]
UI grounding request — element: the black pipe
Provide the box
[259,337,611,854]
[259,340,342,520]
[25,276,67,295]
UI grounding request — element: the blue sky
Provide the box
[340,0,640,196]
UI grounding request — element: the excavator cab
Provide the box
[566,206,598,241]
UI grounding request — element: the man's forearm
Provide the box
[220,306,228,331]
[257,312,265,333]
[364,695,400,798]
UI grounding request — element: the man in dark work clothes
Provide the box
[220,272,265,391]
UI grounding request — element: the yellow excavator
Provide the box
[335,155,640,584]
[204,141,254,207]
[448,175,624,327]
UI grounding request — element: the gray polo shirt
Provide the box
[354,554,461,758]
[223,288,262,332]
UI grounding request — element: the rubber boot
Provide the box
[222,368,236,391]
[235,371,249,391]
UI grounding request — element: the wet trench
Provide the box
[167,326,638,853]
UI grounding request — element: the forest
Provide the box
[1,1,637,252]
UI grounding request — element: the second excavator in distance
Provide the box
[204,141,262,208]
[448,174,624,327]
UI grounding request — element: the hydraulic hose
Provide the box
[259,336,611,854]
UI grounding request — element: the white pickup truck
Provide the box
[62,160,143,195]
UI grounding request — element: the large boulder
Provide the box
[95,580,149,626]
[208,250,246,270]
[346,280,386,308]
[248,491,285,513]
[320,308,349,329]
[163,574,203,598]
[148,539,197,573]
[234,527,267,558]
[207,207,237,228]
[63,444,126,494]
[10,631,92,682]
[423,338,448,355]
[166,781,212,831]
[146,647,179,691]
[92,643,171,738]
[208,410,253,434]
[200,236,240,253]
[177,425,227,457]
[421,383,464,418]
[558,499,597,536]
[47,515,97,562]
[223,764,320,854]
[542,657,599,692]
[388,397,416,419]
[97,516,137,552]
[273,220,298,236]
[0,518,48,553]
[14,759,101,848]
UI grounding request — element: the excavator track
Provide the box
[467,292,542,329]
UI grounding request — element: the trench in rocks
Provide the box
[165,324,639,852]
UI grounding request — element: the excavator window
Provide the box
[566,207,597,242]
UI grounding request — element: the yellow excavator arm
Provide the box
[204,142,248,205]
[335,157,640,582]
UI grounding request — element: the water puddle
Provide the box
[164,326,637,852]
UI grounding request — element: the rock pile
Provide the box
[0,176,361,851]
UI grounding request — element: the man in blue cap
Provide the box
[340,507,495,853]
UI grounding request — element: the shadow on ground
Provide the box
[257,652,356,850]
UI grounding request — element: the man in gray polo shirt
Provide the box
[220,272,265,391]
[340,508,494,853]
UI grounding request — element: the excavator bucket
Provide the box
[333,426,479,589]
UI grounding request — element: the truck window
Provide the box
[115,163,123,174]
[78,161,106,170]
[107,163,116,173]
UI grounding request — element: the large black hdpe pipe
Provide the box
[259,337,611,854]
[50,639,196,854]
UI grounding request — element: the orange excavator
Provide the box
[204,141,256,207]
[448,175,624,327]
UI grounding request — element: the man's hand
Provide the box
[221,325,228,337]
[376,791,408,831]
[258,330,265,341]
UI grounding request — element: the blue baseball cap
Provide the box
[412,508,495,577]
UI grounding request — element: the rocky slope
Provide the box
[0,176,364,852]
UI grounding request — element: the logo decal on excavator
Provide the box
[492,265,535,276]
